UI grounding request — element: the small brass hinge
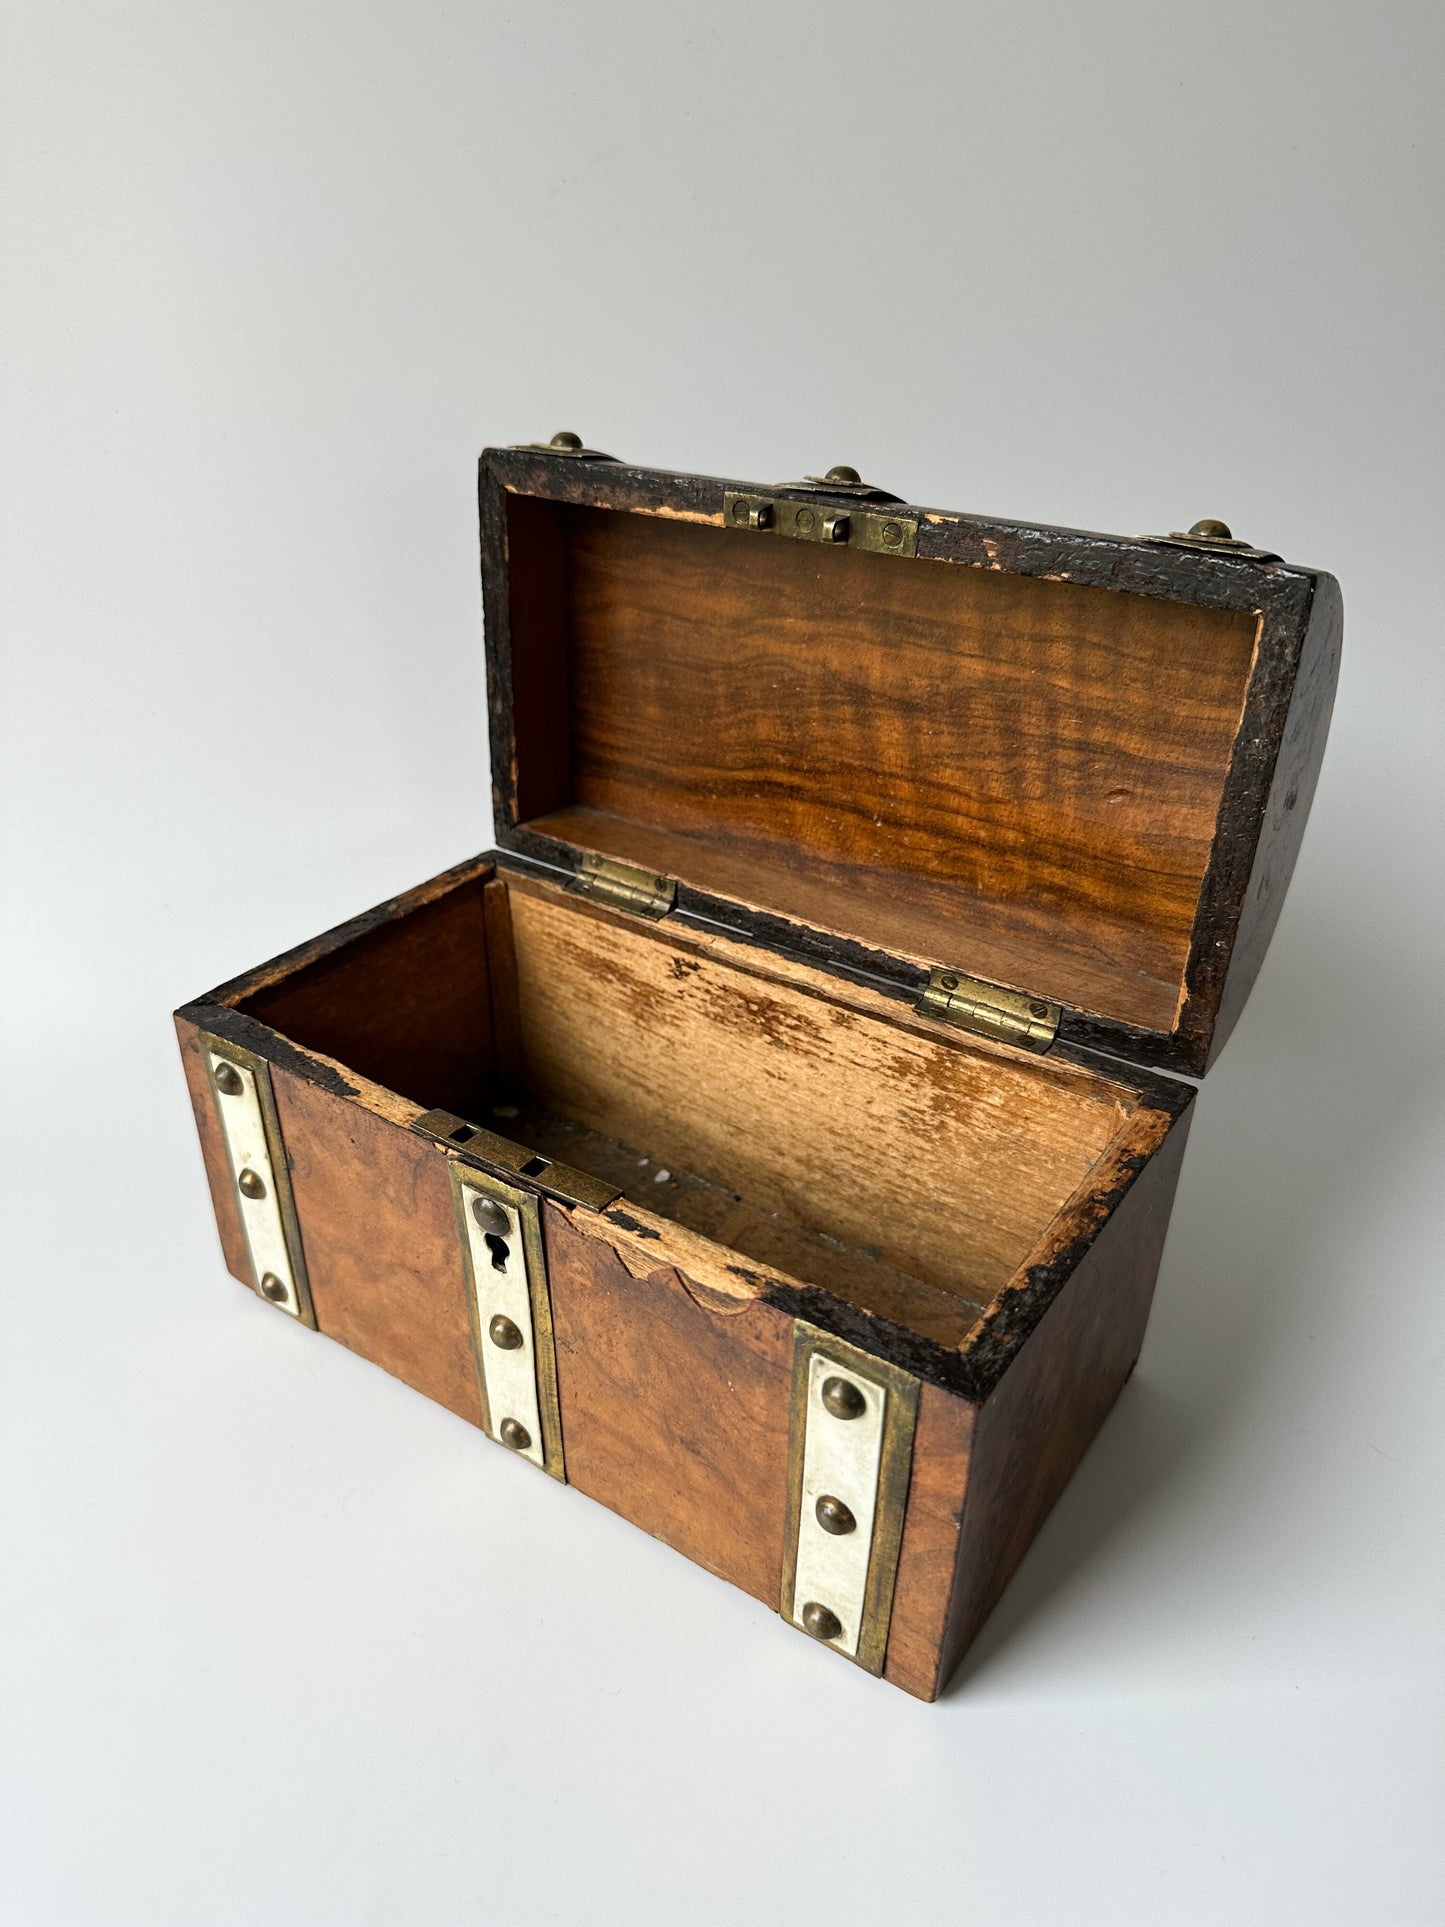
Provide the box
[723,489,919,559]
[916,969,1060,1051]
[569,852,677,920]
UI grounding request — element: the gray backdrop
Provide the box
[3,4,1441,1922]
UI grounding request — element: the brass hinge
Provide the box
[916,969,1060,1052]
[569,852,677,920]
[723,489,919,559]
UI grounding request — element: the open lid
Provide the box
[479,438,1341,1078]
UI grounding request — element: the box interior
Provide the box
[237,869,1146,1349]
[502,498,1261,1038]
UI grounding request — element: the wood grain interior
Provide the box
[505,501,1260,1034]
[240,881,495,1116]
[237,868,1142,1343]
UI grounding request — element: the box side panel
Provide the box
[543,1205,793,1608]
[882,1383,976,1700]
[268,1066,484,1428]
[937,1107,1194,1690]
[175,1011,252,1288]
[1207,572,1342,1067]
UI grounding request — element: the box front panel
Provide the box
[543,1204,795,1608]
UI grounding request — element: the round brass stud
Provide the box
[489,1314,523,1351]
[471,1195,510,1235]
[213,1061,244,1096]
[800,1601,843,1642]
[824,465,862,487]
[1188,518,1232,539]
[237,1168,267,1200]
[550,431,583,450]
[820,1374,866,1421]
[498,1417,532,1452]
[259,1273,288,1303]
[815,1493,857,1535]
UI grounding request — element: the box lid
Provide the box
[479,438,1341,1078]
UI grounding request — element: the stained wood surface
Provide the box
[268,1065,484,1428]
[482,876,525,1091]
[242,879,496,1118]
[506,874,1133,1313]
[936,1108,1193,1690]
[177,852,1195,1703]
[1208,571,1343,1065]
[882,1382,976,1698]
[518,502,1259,1034]
[483,453,1340,1076]
[544,1204,794,1605]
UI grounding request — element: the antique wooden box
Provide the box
[175,438,1341,1699]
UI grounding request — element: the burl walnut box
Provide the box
[176,436,1340,1699]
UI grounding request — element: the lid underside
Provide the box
[480,450,1340,1078]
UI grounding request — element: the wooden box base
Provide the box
[178,854,1192,1700]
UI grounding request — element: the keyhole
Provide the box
[484,1233,510,1272]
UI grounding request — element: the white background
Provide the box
[3,5,1442,1922]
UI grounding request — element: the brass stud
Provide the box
[489,1313,523,1351]
[549,430,583,450]
[820,1374,867,1421]
[815,1494,857,1536]
[471,1195,510,1236]
[1189,518,1232,540]
[259,1273,288,1303]
[800,1601,843,1642]
[213,1061,244,1096]
[237,1168,267,1200]
[499,1417,532,1451]
[824,465,862,487]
